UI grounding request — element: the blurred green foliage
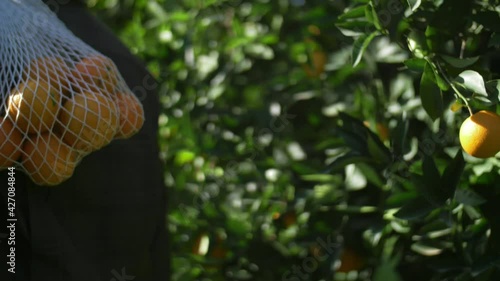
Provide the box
[86,0,500,280]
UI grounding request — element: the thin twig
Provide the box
[435,60,473,116]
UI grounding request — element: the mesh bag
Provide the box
[0,0,145,186]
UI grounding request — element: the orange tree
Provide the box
[88,0,500,280]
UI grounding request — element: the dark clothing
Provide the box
[1,2,169,281]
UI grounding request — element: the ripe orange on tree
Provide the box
[376,123,390,142]
[58,91,119,152]
[459,110,500,158]
[22,132,77,186]
[205,234,228,271]
[0,118,23,168]
[7,79,61,134]
[302,38,327,78]
[282,211,297,228]
[303,50,327,78]
[336,247,365,273]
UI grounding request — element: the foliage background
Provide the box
[86,0,500,280]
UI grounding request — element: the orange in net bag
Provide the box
[0,0,145,185]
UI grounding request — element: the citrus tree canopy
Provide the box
[88,0,500,280]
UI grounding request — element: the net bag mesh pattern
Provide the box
[0,0,145,186]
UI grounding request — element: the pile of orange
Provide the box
[1,55,144,186]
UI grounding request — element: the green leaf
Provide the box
[463,218,488,239]
[411,241,443,256]
[470,94,495,109]
[372,0,405,39]
[486,80,500,102]
[423,156,441,184]
[419,156,450,204]
[417,220,451,235]
[407,30,427,58]
[301,174,337,182]
[352,31,379,67]
[404,58,426,72]
[411,172,445,206]
[427,62,450,91]
[394,196,435,221]
[391,114,409,157]
[386,192,418,209]
[175,150,196,165]
[454,188,486,206]
[406,0,422,12]
[338,5,367,21]
[472,10,500,32]
[425,25,445,53]
[146,1,168,21]
[337,128,368,154]
[335,205,378,214]
[226,215,252,236]
[367,134,391,164]
[441,55,480,69]
[454,70,488,97]
[358,162,385,188]
[425,0,472,53]
[441,150,465,199]
[337,21,373,37]
[337,112,369,142]
[420,62,444,120]
[326,153,374,172]
[373,260,403,281]
[365,3,382,31]
[169,11,191,22]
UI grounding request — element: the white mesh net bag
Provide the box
[0,0,145,186]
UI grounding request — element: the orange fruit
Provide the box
[22,132,77,186]
[303,50,327,78]
[0,118,23,167]
[59,91,119,152]
[114,92,145,139]
[205,234,228,270]
[24,57,71,94]
[459,110,500,158]
[282,211,297,228]
[7,80,61,134]
[337,248,365,273]
[210,244,228,259]
[71,55,118,95]
[307,25,321,36]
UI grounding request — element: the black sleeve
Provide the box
[1,3,169,281]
